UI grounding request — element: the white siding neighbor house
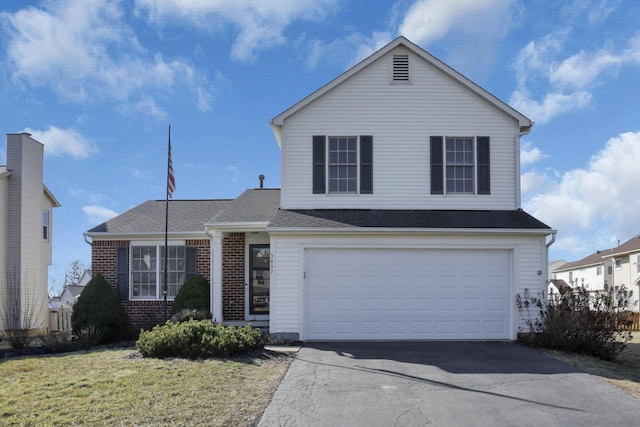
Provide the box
[86,37,554,340]
[1,132,60,333]
[552,235,640,311]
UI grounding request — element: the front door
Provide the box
[249,244,270,315]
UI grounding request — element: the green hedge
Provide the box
[136,320,267,359]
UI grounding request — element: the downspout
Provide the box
[516,124,533,210]
[83,234,92,246]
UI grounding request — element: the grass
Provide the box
[0,346,292,426]
[543,334,640,397]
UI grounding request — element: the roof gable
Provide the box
[270,36,532,146]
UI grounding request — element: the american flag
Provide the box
[167,136,176,198]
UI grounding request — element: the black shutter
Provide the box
[360,135,373,194]
[430,136,444,194]
[312,135,326,194]
[116,247,129,301]
[477,136,490,195]
[185,247,197,281]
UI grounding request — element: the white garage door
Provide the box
[304,248,512,340]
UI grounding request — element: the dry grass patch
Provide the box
[544,334,640,397]
[0,347,292,426]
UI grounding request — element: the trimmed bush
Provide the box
[517,286,633,361]
[171,275,210,316]
[136,320,267,359]
[170,308,212,323]
[71,274,130,345]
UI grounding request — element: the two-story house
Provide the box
[1,132,61,333]
[552,235,640,311]
[86,37,554,340]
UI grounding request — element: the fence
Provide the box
[622,312,640,331]
[49,306,72,332]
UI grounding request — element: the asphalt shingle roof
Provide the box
[208,189,281,223]
[268,209,551,229]
[553,234,640,272]
[87,199,232,233]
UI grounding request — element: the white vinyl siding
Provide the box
[279,47,519,210]
[269,232,547,340]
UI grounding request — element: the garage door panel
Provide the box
[304,248,512,340]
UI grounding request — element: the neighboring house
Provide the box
[85,37,554,340]
[552,235,640,311]
[548,259,567,280]
[1,132,61,333]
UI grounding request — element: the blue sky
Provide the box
[1,0,639,293]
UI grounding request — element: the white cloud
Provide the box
[398,0,513,45]
[510,90,592,125]
[524,131,640,257]
[23,126,97,159]
[82,205,118,224]
[1,0,212,112]
[397,0,515,78]
[510,31,640,124]
[134,0,338,62]
[520,141,547,166]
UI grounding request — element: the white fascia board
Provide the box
[84,231,207,240]
[601,249,640,259]
[44,185,61,207]
[554,262,602,272]
[266,227,555,236]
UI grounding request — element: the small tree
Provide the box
[71,274,129,344]
[171,275,211,316]
[1,267,46,351]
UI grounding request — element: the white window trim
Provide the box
[444,136,477,195]
[42,210,49,241]
[129,241,186,301]
[326,135,360,195]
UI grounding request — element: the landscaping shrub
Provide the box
[39,332,76,353]
[517,286,633,361]
[171,275,211,316]
[71,274,129,345]
[136,320,267,359]
[170,308,212,323]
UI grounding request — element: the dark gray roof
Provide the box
[268,209,551,230]
[87,199,232,233]
[208,189,281,223]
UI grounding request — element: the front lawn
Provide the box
[0,346,292,426]
[544,334,640,397]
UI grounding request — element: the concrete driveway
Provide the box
[259,341,640,426]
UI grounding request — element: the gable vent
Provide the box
[393,54,409,81]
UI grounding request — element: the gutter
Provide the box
[546,231,556,248]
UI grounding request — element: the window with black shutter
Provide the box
[312,135,373,195]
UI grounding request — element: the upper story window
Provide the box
[596,266,603,276]
[637,255,640,274]
[615,258,622,270]
[42,211,49,240]
[430,136,490,195]
[312,135,372,195]
[328,137,357,193]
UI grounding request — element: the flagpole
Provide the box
[163,124,173,322]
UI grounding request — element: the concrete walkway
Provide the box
[259,341,640,426]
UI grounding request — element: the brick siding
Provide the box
[222,233,246,321]
[91,238,214,333]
